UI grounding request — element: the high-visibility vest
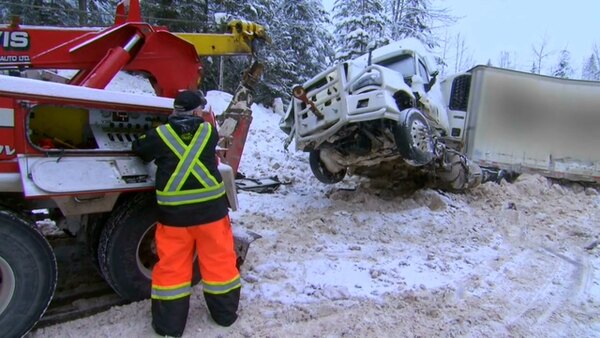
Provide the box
[155,122,225,206]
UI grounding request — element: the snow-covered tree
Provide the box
[259,0,335,103]
[142,0,209,33]
[581,54,599,80]
[0,0,116,26]
[386,0,452,49]
[0,0,77,26]
[86,0,117,26]
[530,62,538,74]
[332,0,388,61]
[581,46,600,81]
[0,0,337,104]
[199,0,276,99]
[280,0,334,78]
[552,49,573,79]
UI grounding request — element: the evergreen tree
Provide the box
[0,0,78,26]
[552,49,573,79]
[199,0,276,100]
[209,0,271,22]
[87,0,118,26]
[282,0,334,79]
[217,0,336,104]
[332,0,388,61]
[386,0,443,48]
[1,0,129,27]
[582,54,600,80]
[142,0,209,33]
[0,0,334,105]
[530,62,538,74]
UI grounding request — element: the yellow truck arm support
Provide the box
[175,20,271,56]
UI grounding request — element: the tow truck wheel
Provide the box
[309,150,346,184]
[395,109,435,166]
[86,212,110,274]
[0,209,57,338]
[98,193,200,301]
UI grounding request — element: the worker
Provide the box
[132,90,241,337]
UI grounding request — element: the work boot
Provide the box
[152,322,182,338]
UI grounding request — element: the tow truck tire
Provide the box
[309,150,346,184]
[98,193,200,301]
[86,212,110,274]
[0,209,57,338]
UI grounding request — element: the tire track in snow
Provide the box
[503,246,592,333]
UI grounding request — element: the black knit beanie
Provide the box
[173,90,206,113]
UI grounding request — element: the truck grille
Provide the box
[449,74,471,111]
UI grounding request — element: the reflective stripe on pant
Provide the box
[151,216,241,336]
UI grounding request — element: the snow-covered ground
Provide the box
[28,73,600,338]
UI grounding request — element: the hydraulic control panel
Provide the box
[89,109,167,150]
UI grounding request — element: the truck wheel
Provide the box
[0,209,57,338]
[309,150,346,184]
[98,193,200,301]
[435,152,482,191]
[86,212,110,274]
[395,109,435,166]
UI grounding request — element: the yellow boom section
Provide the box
[174,20,271,56]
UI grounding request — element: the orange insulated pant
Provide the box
[151,216,241,337]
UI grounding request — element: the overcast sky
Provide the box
[322,0,600,74]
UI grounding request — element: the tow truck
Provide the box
[0,1,269,337]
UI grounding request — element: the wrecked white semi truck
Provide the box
[280,39,483,191]
[441,65,600,184]
[281,39,600,189]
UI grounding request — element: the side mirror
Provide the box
[425,70,439,92]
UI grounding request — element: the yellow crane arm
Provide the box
[174,20,271,56]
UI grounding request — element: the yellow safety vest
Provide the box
[155,122,225,206]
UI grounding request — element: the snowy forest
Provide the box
[1,0,600,105]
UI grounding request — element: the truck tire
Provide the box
[435,152,482,191]
[395,109,435,166]
[0,209,57,338]
[85,212,110,274]
[98,193,200,301]
[309,150,346,184]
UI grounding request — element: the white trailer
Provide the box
[441,65,600,183]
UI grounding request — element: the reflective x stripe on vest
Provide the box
[202,275,242,295]
[151,282,192,300]
[155,122,225,206]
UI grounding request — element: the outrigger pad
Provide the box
[233,227,261,268]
